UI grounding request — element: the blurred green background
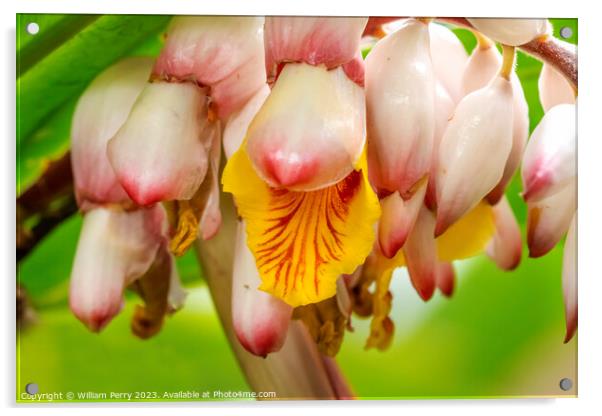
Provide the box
[16,16,577,401]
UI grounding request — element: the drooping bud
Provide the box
[429,23,468,103]
[366,18,435,198]
[486,196,522,271]
[435,76,514,236]
[467,18,550,46]
[378,179,427,258]
[527,181,576,258]
[232,221,292,357]
[539,62,576,113]
[436,262,455,297]
[562,214,577,342]
[153,16,266,119]
[521,103,576,202]
[108,82,212,206]
[69,206,167,332]
[264,17,367,81]
[460,40,529,204]
[245,63,365,191]
[403,205,438,301]
[71,56,153,211]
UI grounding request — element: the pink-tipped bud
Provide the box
[232,221,293,357]
[460,43,529,205]
[71,56,153,211]
[562,214,577,342]
[435,76,514,236]
[69,206,166,332]
[429,23,468,103]
[486,196,522,271]
[246,63,365,191]
[378,180,427,258]
[539,59,576,113]
[521,103,576,203]
[467,18,550,46]
[425,82,456,209]
[527,181,576,258]
[436,262,455,298]
[153,16,266,119]
[264,17,367,80]
[366,19,435,198]
[403,206,438,301]
[108,82,213,205]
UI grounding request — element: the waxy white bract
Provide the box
[461,42,529,204]
[539,63,576,113]
[521,103,576,202]
[71,56,153,211]
[486,197,522,271]
[366,19,435,199]
[435,76,514,236]
[264,17,367,80]
[429,23,468,103]
[69,207,166,332]
[246,63,365,191]
[153,16,266,119]
[527,180,576,258]
[467,18,550,46]
[232,221,293,357]
[108,82,212,205]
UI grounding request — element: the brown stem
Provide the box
[365,17,578,91]
[195,192,353,400]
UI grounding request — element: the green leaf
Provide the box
[17,14,170,147]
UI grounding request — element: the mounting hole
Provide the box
[559,377,573,391]
[26,22,40,35]
[559,26,573,39]
[25,383,39,395]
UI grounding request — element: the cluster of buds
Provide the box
[68,16,577,360]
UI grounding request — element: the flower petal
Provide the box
[527,181,576,258]
[521,103,576,202]
[71,57,153,210]
[153,16,266,119]
[232,221,292,357]
[223,84,271,159]
[460,42,530,204]
[264,17,367,80]
[223,146,380,307]
[108,81,212,205]
[402,205,438,301]
[467,18,550,46]
[366,19,435,198]
[378,179,427,258]
[486,196,522,271]
[69,206,166,332]
[246,63,365,191]
[429,23,468,103]
[435,76,513,236]
[196,122,223,241]
[539,61,576,113]
[437,201,496,261]
[436,262,455,297]
[562,214,577,342]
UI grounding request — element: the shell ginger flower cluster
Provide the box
[67,16,577,359]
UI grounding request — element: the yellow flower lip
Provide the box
[223,144,380,307]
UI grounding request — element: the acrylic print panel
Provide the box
[16,15,577,402]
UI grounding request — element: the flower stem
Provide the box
[499,45,516,80]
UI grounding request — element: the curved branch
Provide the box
[364,17,578,91]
